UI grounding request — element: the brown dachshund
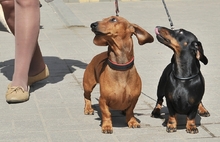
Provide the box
[151,26,210,134]
[83,16,154,134]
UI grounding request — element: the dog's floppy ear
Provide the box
[192,41,208,65]
[93,35,108,46]
[131,24,154,45]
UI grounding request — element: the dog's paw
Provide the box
[198,103,210,117]
[84,108,94,115]
[102,128,113,134]
[84,100,94,115]
[186,127,199,134]
[186,121,198,134]
[151,108,161,118]
[198,111,210,117]
[128,118,140,128]
[102,121,113,134]
[166,126,177,133]
[151,102,162,118]
[166,119,177,133]
[128,122,140,128]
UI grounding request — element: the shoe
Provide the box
[28,65,49,85]
[6,84,29,103]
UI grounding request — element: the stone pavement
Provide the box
[0,0,220,141]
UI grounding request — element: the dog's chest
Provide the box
[99,71,141,110]
[166,83,202,113]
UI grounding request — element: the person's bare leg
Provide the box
[12,0,40,90]
[1,0,49,103]
[1,0,46,91]
[1,0,47,79]
[29,43,46,77]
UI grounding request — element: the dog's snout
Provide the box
[90,22,98,29]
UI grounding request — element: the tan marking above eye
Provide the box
[184,42,188,46]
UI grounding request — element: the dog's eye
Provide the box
[179,29,184,34]
[110,18,117,22]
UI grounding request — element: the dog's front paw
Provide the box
[84,107,94,115]
[186,127,198,134]
[84,99,94,115]
[186,119,198,134]
[84,109,94,115]
[166,126,177,133]
[128,117,140,128]
[102,120,113,134]
[166,118,177,133]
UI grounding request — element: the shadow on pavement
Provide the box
[92,102,143,128]
[0,56,88,91]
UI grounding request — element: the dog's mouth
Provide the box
[92,29,110,36]
[92,30,104,35]
[155,27,171,44]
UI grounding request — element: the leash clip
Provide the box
[115,0,119,16]
[162,0,174,30]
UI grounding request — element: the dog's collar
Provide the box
[172,71,200,80]
[107,57,134,71]
[172,65,200,80]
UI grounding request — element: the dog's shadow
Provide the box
[0,56,87,91]
[157,106,202,130]
[92,102,144,128]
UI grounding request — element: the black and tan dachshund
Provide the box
[151,26,210,134]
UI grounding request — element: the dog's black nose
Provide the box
[90,22,98,29]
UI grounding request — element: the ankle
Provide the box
[10,81,28,91]
[29,64,46,77]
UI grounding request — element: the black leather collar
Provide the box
[172,71,200,80]
[107,57,134,71]
[172,64,200,80]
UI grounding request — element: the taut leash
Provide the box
[115,0,119,16]
[162,0,174,29]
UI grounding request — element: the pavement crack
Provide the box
[200,125,216,137]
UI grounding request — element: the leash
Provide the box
[115,0,119,16]
[162,0,174,29]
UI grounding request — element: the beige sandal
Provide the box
[28,65,49,85]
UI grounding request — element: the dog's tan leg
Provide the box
[101,119,113,134]
[186,118,198,134]
[198,102,210,117]
[84,92,94,115]
[126,99,140,128]
[99,97,113,134]
[166,115,177,133]
[83,64,97,115]
[83,80,96,115]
